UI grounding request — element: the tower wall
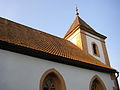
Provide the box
[67,29,82,49]
[85,31,106,64]
[66,28,110,65]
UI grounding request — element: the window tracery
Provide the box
[91,79,100,90]
[43,79,55,90]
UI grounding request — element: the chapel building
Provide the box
[0,9,119,90]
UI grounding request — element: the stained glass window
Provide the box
[43,79,55,90]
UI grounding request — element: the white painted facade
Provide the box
[0,49,115,90]
[85,31,106,63]
[67,29,83,50]
[67,29,80,46]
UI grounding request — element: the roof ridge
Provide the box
[64,16,79,38]
[77,16,95,31]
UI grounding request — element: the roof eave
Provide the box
[80,25,107,39]
[64,25,107,40]
[0,40,116,73]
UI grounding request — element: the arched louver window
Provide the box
[92,43,100,57]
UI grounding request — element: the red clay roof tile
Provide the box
[0,17,115,71]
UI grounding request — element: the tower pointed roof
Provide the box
[64,14,106,39]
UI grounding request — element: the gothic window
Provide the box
[40,69,66,90]
[92,43,100,57]
[90,75,106,90]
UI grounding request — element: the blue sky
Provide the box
[0,0,120,86]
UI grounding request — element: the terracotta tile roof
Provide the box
[64,16,106,39]
[0,17,115,72]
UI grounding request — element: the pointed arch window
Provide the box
[92,43,100,57]
[90,75,106,90]
[40,69,66,90]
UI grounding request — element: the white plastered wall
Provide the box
[0,49,114,90]
[67,29,83,49]
[67,29,80,44]
[85,32,106,64]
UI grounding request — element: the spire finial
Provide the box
[76,6,79,16]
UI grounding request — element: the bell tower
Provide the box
[64,8,110,66]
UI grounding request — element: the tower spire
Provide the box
[76,6,79,16]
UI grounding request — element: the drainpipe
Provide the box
[115,71,119,90]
